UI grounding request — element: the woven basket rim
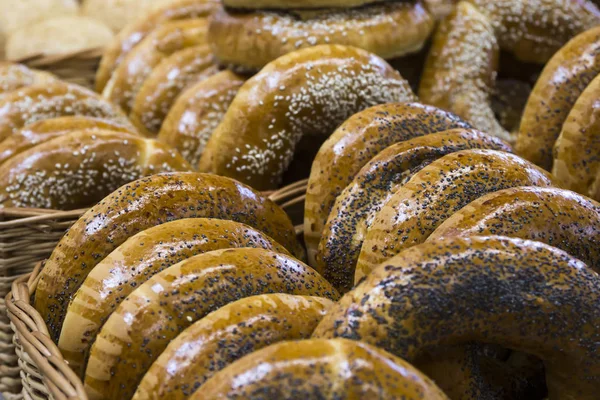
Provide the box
[4,179,308,399]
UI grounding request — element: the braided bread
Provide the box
[198,45,415,190]
[420,0,600,143]
[84,248,338,400]
[0,82,131,142]
[355,149,554,281]
[96,0,218,92]
[192,339,448,399]
[317,129,510,292]
[314,236,600,399]
[304,103,471,267]
[158,70,245,166]
[0,130,191,209]
[35,173,303,341]
[134,294,333,400]
[0,116,137,165]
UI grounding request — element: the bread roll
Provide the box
[0,63,56,97]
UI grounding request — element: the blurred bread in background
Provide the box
[6,16,114,60]
[0,0,78,59]
[81,0,177,33]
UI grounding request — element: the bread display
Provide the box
[208,2,435,71]
[198,45,416,190]
[84,248,338,400]
[192,339,448,399]
[317,129,510,292]
[158,70,245,166]
[60,218,290,376]
[419,0,600,143]
[0,130,191,209]
[314,236,600,399]
[35,172,303,341]
[134,294,333,400]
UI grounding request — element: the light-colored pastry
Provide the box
[355,149,554,282]
[192,339,449,400]
[133,294,333,400]
[0,0,78,59]
[429,186,600,272]
[35,172,304,341]
[84,248,339,400]
[158,70,245,166]
[6,16,114,60]
[95,0,219,93]
[317,129,510,292]
[0,116,137,165]
[209,2,435,71]
[304,103,471,267]
[517,26,600,170]
[130,45,217,135]
[60,218,289,377]
[0,82,131,142]
[82,0,177,33]
[0,130,191,209]
[198,45,416,190]
[0,63,56,97]
[102,19,210,114]
[314,236,600,399]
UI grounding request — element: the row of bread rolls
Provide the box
[0,63,192,209]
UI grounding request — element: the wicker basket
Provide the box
[3,181,307,399]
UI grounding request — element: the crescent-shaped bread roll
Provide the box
[314,236,600,399]
[0,63,56,97]
[355,149,554,281]
[0,130,191,209]
[198,45,416,190]
[130,45,218,135]
[191,339,448,399]
[317,129,510,292]
[84,248,339,400]
[517,26,600,170]
[304,102,471,267]
[553,73,600,201]
[0,116,137,165]
[0,82,131,142]
[429,186,600,272]
[95,0,219,92]
[60,218,289,377]
[134,294,333,400]
[35,172,303,341]
[102,19,209,114]
[158,70,245,166]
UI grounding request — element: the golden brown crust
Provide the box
[133,294,333,400]
[84,248,339,400]
[0,63,56,97]
[209,2,435,71]
[130,45,217,136]
[192,339,449,400]
[553,74,600,200]
[314,236,600,399]
[102,19,210,114]
[158,70,245,166]
[429,186,600,272]
[198,45,415,190]
[355,149,554,281]
[0,130,191,209]
[35,172,303,341]
[304,103,471,267]
[517,26,600,170]
[95,0,219,93]
[0,82,131,142]
[318,129,511,293]
[0,116,137,165]
[60,218,289,377]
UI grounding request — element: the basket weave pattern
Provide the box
[3,181,307,399]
